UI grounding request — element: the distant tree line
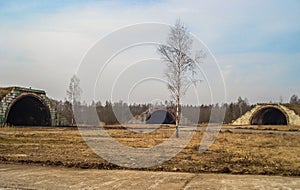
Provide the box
[290,94,300,104]
[50,96,254,125]
[51,93,300,126]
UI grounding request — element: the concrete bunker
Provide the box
[5,95,52,126]
[146,110,175,124]
[251,107,287,125]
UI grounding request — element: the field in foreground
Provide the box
[0,126,299,176]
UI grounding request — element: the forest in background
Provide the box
[60,74,300,126]
[50,94,300,126]
[50,97,253,125]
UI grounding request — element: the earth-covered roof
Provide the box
[0,86,46,101]
[283,103,300,116]
[0,87,14,101]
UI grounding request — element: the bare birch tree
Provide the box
[158,19,204,137]
[66,75,82,126]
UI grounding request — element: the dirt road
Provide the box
[0,164,299,190]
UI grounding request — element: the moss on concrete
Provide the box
[0,87,14,101]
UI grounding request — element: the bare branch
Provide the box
[157,19,206,137]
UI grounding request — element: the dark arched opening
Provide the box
[251,107,287,125]
[6,96,51,126]
[146,110,175,124]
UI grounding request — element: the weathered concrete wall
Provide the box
[0,87,59,126]
[232,103,300,126]
[127,106,175,124]
[127,106,194,125]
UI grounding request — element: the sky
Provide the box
[0,0,299,104]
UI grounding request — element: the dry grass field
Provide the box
[0,125,299,176]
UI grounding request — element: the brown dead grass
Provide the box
[0,126,299,176]
[233,125,300,131]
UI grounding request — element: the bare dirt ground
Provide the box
[0,125,300,175]
[0,163,299,190]
[0,125,300,189]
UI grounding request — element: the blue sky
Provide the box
[0,0,299,104]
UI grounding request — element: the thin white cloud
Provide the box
[218,52,300,103]
[0,0,299,103]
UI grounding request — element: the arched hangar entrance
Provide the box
[251,107,288,125]
[5,95,52,126]
[232,103,300,126]
[146,110,175,124]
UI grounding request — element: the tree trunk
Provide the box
[176,59,181,138]
[175,99,180,138]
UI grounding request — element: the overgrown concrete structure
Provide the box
[127,106,176,124]
[232,103,300,126]
[127,105,195,125]
[0,87,63,126]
